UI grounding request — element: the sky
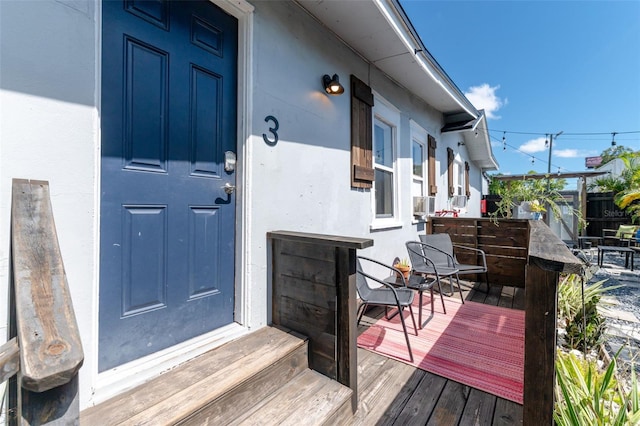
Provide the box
[401,0,640,185]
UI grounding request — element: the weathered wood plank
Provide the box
[392,372,447,426]
[351,357,419,425]
[528,220,582,274]
[492,398,523,425]
[230,369,328,425]
[426,380,470,425]
[498,286,516,309]
[277,275,336,311]
[0,338,19,383]
[82,327,304,425]
[21,375,80,425]
[11,179,83,392]
[523,264,557,425]
[267,231,373,250]
[512,288,525,310]
[278,296,336,335]
[459,388,497,426]
[336,247,358,412]
[278,239,335,262]
[175,340,309,425]
[275,253,337,286]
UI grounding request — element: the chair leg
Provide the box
[485,272,490,293]
[435,276,447,314]
[455,273,465,304]
[408,304,418,335]
[397,302,414,362]
[430,287,435,315]
[357,303,368,325]
[418,290,423,329]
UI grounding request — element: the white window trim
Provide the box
[452,155,468,212]
[410,120,428,223]
[371,93,401,230]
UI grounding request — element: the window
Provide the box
[456,160,464,196]
[410,120,428,206]
[374,117,395,217]
[412,139,425,198]
[371,95,400,225]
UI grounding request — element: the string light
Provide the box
[544,134,549,148]
[485,128,638,174]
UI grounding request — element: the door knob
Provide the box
[223,182,236,195]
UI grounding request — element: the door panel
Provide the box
[100,0,238,371]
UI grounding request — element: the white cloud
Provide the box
[464,84,506,120]
[554,149,579,158]
[519,137,547,154]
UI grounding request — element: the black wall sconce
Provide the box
[322,74,344,95]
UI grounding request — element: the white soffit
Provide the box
[296,0,477,118]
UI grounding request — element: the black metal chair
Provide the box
[406,240,464,312]
[356,256,418,362]
[419,233,489,292]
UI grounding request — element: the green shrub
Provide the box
[564,298,606,351]
[554,350,640,425]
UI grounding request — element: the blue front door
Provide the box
[99,0,238,371]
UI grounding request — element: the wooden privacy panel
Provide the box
[269,231,373,412]
[431,218,530,287]
[272,239,338,376]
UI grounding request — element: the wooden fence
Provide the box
[586,191,634,237]
[429,217,582,425]
[428,218,530,287]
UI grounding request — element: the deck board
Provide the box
[356,282,523,425]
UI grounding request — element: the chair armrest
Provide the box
[357,256,408,287]
[452,244,488,268]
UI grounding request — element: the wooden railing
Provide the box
[429,217,582,425]
[268,231,373,413]
[4,179,84,424]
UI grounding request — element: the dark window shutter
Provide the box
[428,135,437,195]
[447,147,455,197]
[465,161,471,198]
[350,75,374,188]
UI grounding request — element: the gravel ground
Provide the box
[581,247,640,374]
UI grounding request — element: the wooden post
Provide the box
[524,220,582,425]
[10,179,84,424]
[523,264,557,424]
[268,231,373,413]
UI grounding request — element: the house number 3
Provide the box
[263,115,279,146]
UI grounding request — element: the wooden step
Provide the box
[229,369,353,426]
[81,326,310,425]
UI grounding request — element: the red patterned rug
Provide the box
[357,296,524,404]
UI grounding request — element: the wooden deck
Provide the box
[354,281,525,425]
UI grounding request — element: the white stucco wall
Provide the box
[246,1,484,327]
[0,0,99,409]
[0,0,489,410]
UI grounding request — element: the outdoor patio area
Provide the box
[353,281,524,425]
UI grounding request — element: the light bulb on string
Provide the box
[502,132,506,150]
[611,132,617,146]
[531,156,535,165]
[545,134,549,148]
